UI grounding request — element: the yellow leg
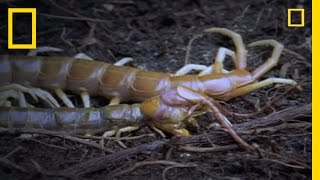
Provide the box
[248,40,284,80]
[80,91,90,108]
[213,47,235,74]
[115,126,140,148]
[100,129,118,147]
[204,28,247,70]
[54,88,74,108]
[150,125,166,138]
[225,78,298,100]
[102,129,117,137]
[184,117,199,128]
[115,126,140,138]
[175,64,207,76]
[109,97,121,105]
[154,123,190,137]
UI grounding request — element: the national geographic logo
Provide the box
[287,8,305,27]
[8,8,37,49]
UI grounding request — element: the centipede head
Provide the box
[140,86,211,137]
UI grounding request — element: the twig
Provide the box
[38,12,109,24]
[45,0,109,24]
[179,144,239,153]
[235,103,311,131]
[184,34,204,65]
[162,163,198,180]
[279,62,292,78]
[263,158,307,169]
[254,8,264,30]
[28,138,68,150]
[62,140,165,177]
[240,122,311,135]
[60,27,75,48]
[3,146,23,159]
[30,160,70,178]
[259,149,310,169]
[283,48,309,65]
[0,158,28,173]
[112,160,193,177]
[75,133,155,140]
[0,128,113,153]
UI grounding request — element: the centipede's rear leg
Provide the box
[0,88,29,107]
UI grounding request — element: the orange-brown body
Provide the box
[0,55,253,103]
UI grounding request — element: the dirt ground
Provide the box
[0,0,311,179]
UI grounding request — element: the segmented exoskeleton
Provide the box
[0,104,143,134]
[0,28,298,106]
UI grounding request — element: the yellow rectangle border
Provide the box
[8,8,36,49]
[288,8,305,27]
[313,0,318,179]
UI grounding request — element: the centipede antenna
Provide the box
[204,27,247,70]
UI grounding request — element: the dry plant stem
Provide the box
[0,128,114,153]
[184,34,204,65]
[179,144,239,153]
[112,160,195,177]
[38,12,110,23]
[260,158,307,169]
[0,158,28,173]
[28,138,68,150]
[75,133,155,140]
[235,103,311,131]
[0,146,27,173]
[283,48,310,66]
[44,0,110,24]
[3,146,22,159]
[259,149,310,169]
[162,163,198,180]
[62,140,165,177]
[240,122,311,135]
